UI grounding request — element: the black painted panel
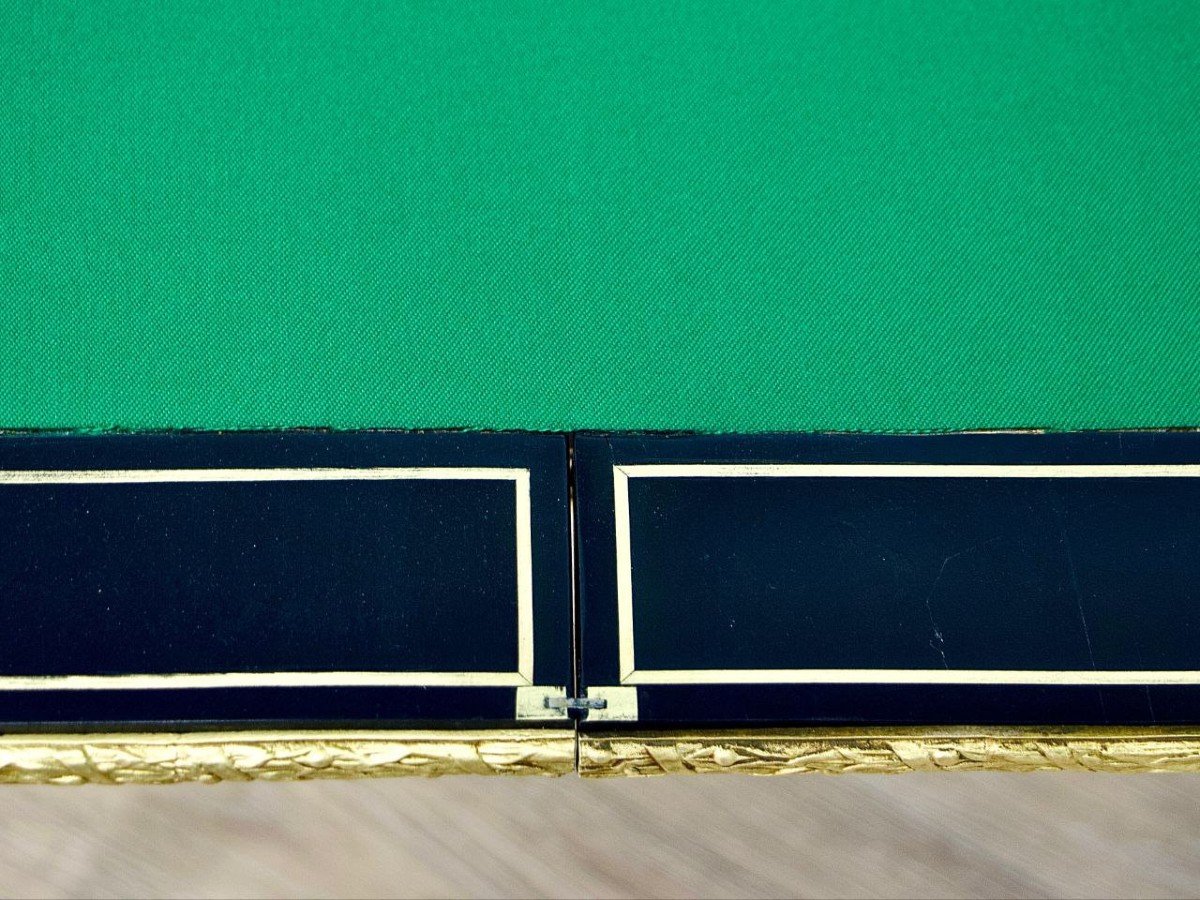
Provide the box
[575,432,1200,727]
[7,429,1200,733]
[0,431,571,729]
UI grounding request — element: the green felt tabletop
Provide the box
[2,1,1197,433]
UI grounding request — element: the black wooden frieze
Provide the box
[574,432,1200,729]
[6,428,1200,754]
[0,431,572,730]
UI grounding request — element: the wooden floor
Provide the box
[1,774,1198,898]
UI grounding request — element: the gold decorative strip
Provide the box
[611,462,1200,689]
[0,466,538,688]
[0,730,575,784]
[9,728,1200,782]
[578,728,1200,777]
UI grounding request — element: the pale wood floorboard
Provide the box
[1,774,1198,898]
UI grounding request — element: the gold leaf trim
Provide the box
[0,730,575,784]
[578,728,1200,777]
[8,727,1200,782]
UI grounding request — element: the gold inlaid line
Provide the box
[0,466,536,690]
[613,462,1200,688]
[613,466,636,682]
[624,669,1200,686]
[515,470,535,682]
[0,467,527,484]
[0,672,531,691]
[618,463,1200,479]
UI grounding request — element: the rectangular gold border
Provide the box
[0,467,536,689]
[614,462,1200,686]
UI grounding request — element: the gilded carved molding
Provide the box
[7,728,1200,782]
[0,730,576,784]
[578,729,1200,777]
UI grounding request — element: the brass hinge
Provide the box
[515,685,638,722]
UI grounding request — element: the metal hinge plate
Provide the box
[515,686,638,721]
